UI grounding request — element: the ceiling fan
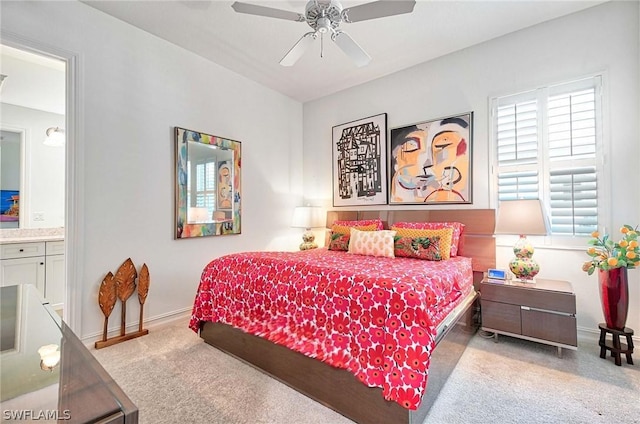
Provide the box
[231,0,416,67]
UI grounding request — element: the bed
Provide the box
[190,209,495,423]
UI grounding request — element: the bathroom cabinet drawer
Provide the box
[1,242,46,259]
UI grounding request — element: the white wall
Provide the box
[302,1,640,337]
[0,104,65,228]
[1,1,304,340]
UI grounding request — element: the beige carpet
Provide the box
[91,318,640,424]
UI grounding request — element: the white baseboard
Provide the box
[578,325,639,344]
[82,307,192,346]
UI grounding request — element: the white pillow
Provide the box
[348,228,396,258]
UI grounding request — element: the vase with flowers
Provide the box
[582,225,639,330]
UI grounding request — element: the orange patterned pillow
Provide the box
[391,227,453,260]
[334,219,384,230]
[348,228,396,258]
[393,221,464,257]
[331,224,378,234]
[328,224,378,251]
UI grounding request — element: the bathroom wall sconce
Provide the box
[38,344,61,372]
[43,127,65,147]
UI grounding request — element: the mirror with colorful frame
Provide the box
[175,127,241,238]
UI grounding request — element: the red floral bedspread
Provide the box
[189,248,473,410]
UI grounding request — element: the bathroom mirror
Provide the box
[175,127,241,239]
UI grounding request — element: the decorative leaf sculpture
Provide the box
[114,258,137,336]
[95,258,151,348]
[138,264,150,305]
[138,263,150,333]
[115,258,137,302]
[98,271,117,318]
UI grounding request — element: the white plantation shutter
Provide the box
[187,160,216,213]
[496,99,538,166]
[492,76,602,236]
[549,167,598,235]
[195,161,216,212]
[548,87,597,160]
[495,90,541,202]
[497,170,539,201]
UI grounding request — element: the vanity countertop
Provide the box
[0,228,65,244]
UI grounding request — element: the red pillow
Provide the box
[328,233,350,251]
[333,219,384,230]
[392,221,464,257]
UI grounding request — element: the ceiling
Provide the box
[51,1,609,103]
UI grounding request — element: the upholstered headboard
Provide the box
[325,209,496,274]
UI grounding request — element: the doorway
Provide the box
[0,38,80,331]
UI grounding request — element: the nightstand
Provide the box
[480,278,577,357]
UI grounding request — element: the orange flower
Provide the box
[583,224,638,275]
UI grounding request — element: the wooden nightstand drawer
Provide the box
[481,299,521,334]
[481,283,576,315]
[480,278,577,356]
[522,309,577,347]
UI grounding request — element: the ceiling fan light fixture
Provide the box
[317,17,331,34]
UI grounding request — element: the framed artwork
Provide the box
[217,160,233,210]
[175,127,241,239]
[332,113,388,207]
[388,112,473,205]
[0,190,19,223]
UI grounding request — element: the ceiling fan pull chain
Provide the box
[320,32,324,58]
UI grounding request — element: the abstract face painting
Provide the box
[389,113,472,205]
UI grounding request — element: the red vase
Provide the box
[598,267,629,330]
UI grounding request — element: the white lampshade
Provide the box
[495,199,549,282]
[291,206,325,230]
[188,207,209,223]
[495,199,549,236]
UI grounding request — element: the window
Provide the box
[187,159,216,215]
[491,76,602,236]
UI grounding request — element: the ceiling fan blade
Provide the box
[342,0,416,23]
[231,2,305,22]
[280,32,316,66]
[332,31,371,67]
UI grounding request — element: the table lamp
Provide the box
[495,199,549,282]
[291,206,325,250]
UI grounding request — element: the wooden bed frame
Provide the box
[199,209,495,424]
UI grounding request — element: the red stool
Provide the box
[598,323,634,366]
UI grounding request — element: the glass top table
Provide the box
[1,284,137,423]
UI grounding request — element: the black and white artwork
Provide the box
[332,113,388,207]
